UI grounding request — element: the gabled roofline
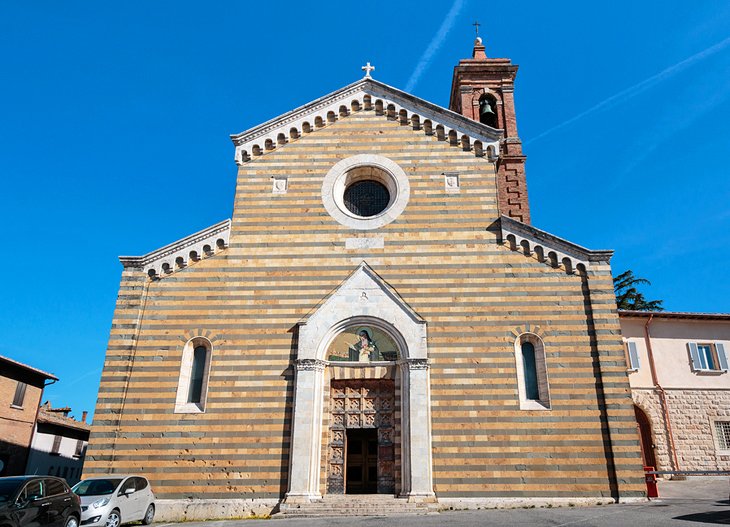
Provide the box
[299,261,425,325]
[500,215,613,271]
[0,355,58,381]
[296,261,429,362]
[229,77,504,165]
[119,219,230,278]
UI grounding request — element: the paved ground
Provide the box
[156,478,730,527]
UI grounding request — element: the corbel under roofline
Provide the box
[119,219,231,278]
[500,215,613,269]
[229,77,504,165]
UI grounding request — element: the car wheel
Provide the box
[65,516,79,527]
[106,510,121,527]
[142,504,155,525]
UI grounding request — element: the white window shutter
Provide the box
[688,342,702,371]
[627,341,640,370]
[716,343,729,371]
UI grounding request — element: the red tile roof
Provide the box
[0,355,58,380]
[618,310,730,321]
[37,407,91,433]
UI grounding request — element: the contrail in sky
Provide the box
[62,367,102,387]
[405,0,466,92]
[525,35,730,145]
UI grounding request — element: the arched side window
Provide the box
[514,333,551,410]
[521,342,540,400]
[175,337,213,413]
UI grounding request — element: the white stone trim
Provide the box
[298,263,426,361]
[120,219,230,279]
[286,262,434,503]
[230,78,501,165]
[174,336,213,414]
[345,237,384,249]
[444,172,460,193]
[154,495,642,521]
[286,362,326,502]
[321,155,410,230]
[155,498,279,521]
[513,332,551,411]
[272,176,288,194]
[399,359,436,500]
[500,215,613,272]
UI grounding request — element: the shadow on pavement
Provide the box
[674,503,730,525]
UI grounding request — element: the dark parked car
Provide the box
[0,476,81,527]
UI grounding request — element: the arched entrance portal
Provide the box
[285,263,435,503]
[325,324,400,494]
[634,405,657,469]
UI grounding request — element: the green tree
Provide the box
[613,270,664,311]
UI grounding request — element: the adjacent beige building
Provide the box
[620,311,730,474]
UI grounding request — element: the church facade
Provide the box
[84,39,646,515]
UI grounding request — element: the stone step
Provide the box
[284,506,430,512]
[320,496,414,501]
[275,496,438,518]
[279,511,435,518]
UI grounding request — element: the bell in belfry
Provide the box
[479,97,497,126]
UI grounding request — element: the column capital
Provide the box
[404,358,430,370]
[295,358,327,372]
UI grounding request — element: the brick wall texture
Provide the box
[0,374,43,475]
[84,110,646,500]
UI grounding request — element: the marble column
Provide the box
[400,358,436,501]
[285,358,326,503]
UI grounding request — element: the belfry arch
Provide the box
[285,264,435,503]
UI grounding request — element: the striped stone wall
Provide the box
[85,109,645,500]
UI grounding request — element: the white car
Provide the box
[72,476,155,527]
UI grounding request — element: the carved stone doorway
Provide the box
[327,379,396,495]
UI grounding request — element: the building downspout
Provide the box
[643,314,680,473]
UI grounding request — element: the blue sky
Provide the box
[2,1,729,420]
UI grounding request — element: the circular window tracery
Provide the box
[343,180,390,217]
[321,154,410,230]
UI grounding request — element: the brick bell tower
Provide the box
[449,36,530,224]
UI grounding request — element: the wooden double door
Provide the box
[345,428,379,493]
[327,379,396,495]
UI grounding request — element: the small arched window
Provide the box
[175,337,212,413]
[187,345,207,404]
[514,333,551,410]
[521,341,539,400]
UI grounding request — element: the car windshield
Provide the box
[0,479,24,504]
[72,479,123,496]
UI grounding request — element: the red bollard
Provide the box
[644,466,659,498]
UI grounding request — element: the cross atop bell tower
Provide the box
[449,35,530,224]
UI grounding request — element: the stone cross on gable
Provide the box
[361,62,375,78]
